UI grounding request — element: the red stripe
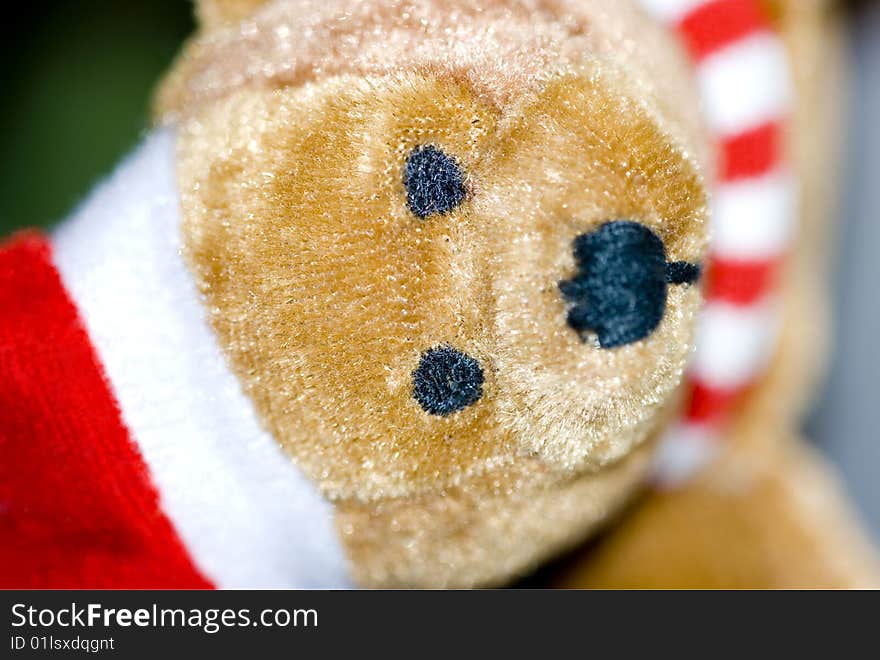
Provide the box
[677,0,770,60]
[684,379,750,424]
[0,232,212,588]
[705,256,781,306]
[719,121,783,181]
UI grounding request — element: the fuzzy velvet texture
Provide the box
[551,0,880,588]
[551,431,880,589]
[161,0,879,588]
[176,65,708,504]
[171,0,709,587]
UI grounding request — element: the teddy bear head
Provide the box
[159,0,709,524]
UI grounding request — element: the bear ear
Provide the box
[196,0,272,31]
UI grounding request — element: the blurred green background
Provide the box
[0,0,193,237]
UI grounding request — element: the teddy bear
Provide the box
[0,0,877,588]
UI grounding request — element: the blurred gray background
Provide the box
[0,1,877,537]
[807,1,880,540]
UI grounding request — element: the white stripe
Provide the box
[690,298,781,390]
[653,422,718,487]
[711,170,798,260]
[52,130,352,589]
[697,33,793,135]
[637,0,708,23]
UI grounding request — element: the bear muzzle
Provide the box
[559,221,701,349]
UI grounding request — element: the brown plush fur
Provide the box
[196,0,272,30]
[338,440,655,588]
[171,0,710,587]
[161,0,879,587]
[551,0,880,588]
[552,436,880,588]
[177,66,707,501]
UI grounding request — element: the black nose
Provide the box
[412,346,484,416]
[558,221,700,348]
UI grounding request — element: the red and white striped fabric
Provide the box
[0,130,352,589]
[639,0,797,484]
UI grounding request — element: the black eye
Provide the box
[558,221,701,349]
[403,145,467,218]
[412,345,484,416]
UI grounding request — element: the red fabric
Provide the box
[684,380,750,424]
[0,232,212,589]
[677,0,770,60]
[706,256,781,306]
[719,121,782,181]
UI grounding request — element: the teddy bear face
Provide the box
[177,63,708,502]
